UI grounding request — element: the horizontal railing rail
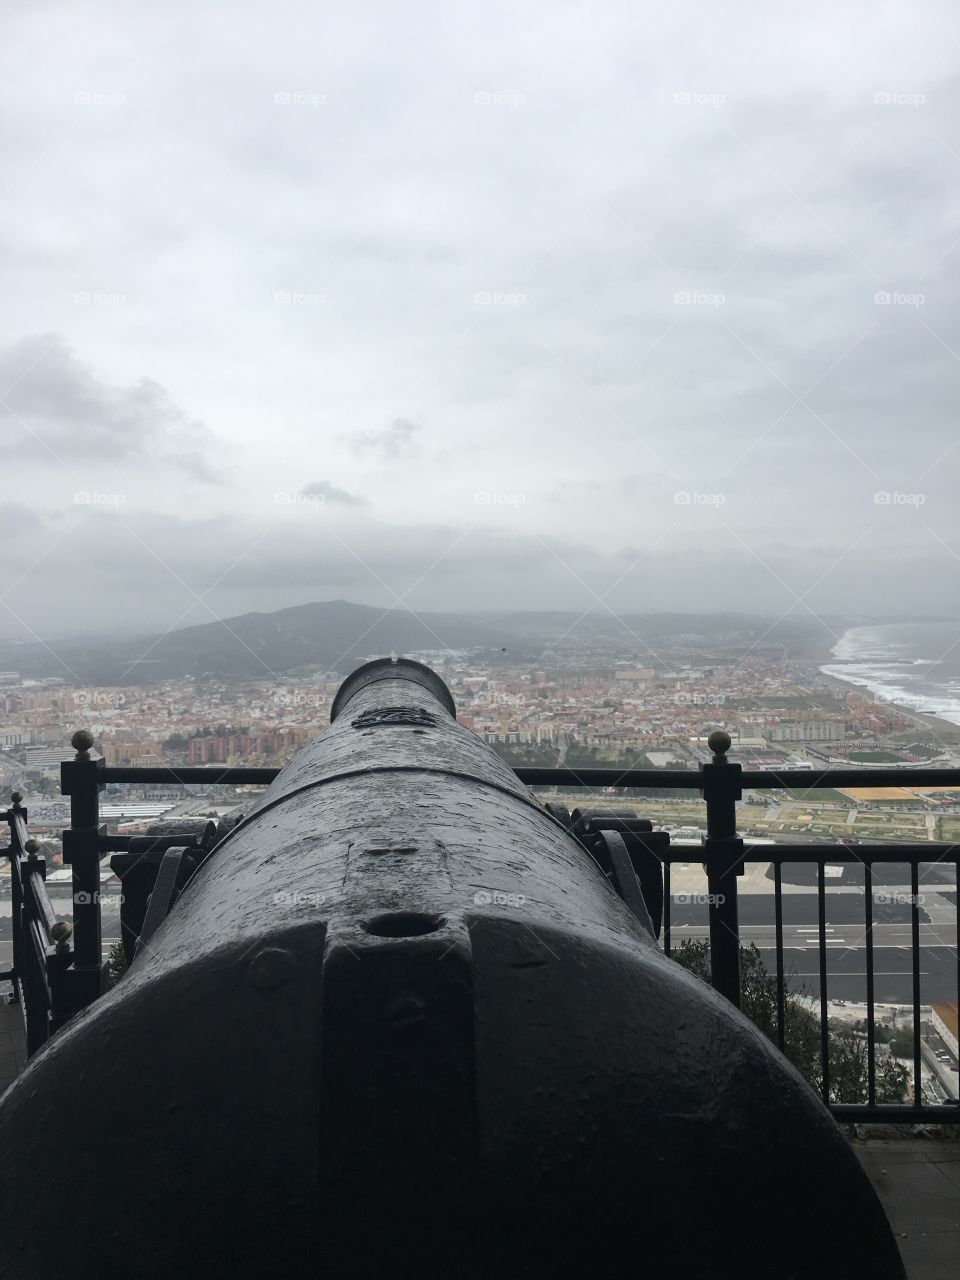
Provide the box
[3,729,940,1124]
[85,763,960,789]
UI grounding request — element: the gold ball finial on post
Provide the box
[71,729,95,760]
[707,729,731,761]
[51,920,73,952]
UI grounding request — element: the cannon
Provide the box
[0,658,903,1278]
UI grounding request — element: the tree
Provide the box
[889,1030,915,1060]
[104,941,128,989]
[671,939,908,1105]
[822,1024,908,1104]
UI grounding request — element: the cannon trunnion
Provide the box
[0,659,904,1279]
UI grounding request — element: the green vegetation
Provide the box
[889,1030,916,1060]
[104,941,128,989]
[671,940,909,1104]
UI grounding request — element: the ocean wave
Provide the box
[829,626,906,663]
[823,624,960,728]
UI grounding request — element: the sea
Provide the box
[821,621,960,729]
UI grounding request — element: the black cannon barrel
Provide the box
[0,658,903,1279]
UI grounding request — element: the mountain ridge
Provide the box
[0,599,844,684]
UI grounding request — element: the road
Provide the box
[667,892,958,1001]
[1,890,957,1005]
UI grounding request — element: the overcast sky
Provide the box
[1,0,959,640]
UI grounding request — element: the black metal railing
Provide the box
[3,726,958,1124]
[658,841,960,1122]
[2,796,73,1054]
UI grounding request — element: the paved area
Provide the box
[0,986,26,1095]
[854,1139,960,1279]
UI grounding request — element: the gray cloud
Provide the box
[299,480,368,506]
[1,335,220,480]
[0,502,44,535]
[343,418,421,460]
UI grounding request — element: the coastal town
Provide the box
[2,643,959,852]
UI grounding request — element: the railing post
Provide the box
[61,730,105,1013]
[700,730,744,1009]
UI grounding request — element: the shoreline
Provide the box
[819,624,960,741]
[820,668,960,739]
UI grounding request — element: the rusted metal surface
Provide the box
[0,658,904,1278]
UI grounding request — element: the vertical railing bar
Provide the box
[911,860,922,1108]
[818,861,829,1104]
[662,860,671,956]
[774,861,785,1052]
[864,862,876,1109]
